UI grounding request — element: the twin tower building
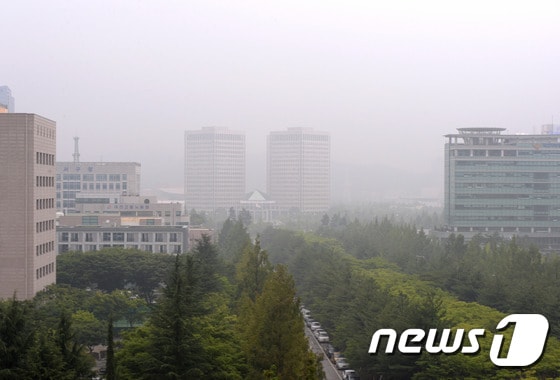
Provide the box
[184,127,331,215]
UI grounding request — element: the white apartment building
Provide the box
[56,161,141,212]
[57,225,189,255]
[267,128,331,213]
[0,114,56,300]
[184,127,245,213]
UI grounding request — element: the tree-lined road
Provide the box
[306,326,342,380]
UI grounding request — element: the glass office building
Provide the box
[444,127,560,251]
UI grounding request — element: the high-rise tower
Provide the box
[0,113,56,299]
[267,128,330,213]
[0,86,15,113]
[184,127,246,213]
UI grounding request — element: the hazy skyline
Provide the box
[3,1,559,201]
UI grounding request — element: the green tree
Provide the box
[25,329,70,380]
[0,296,35,379]
[236,237,272,301]
[106,318,116,380]
[71,310,105,352]
[243,265,320,379]
[56,312,94,379]
[219,219,251,263]
[192,233,222,295]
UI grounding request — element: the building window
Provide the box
[155,233,164,242]
[70,233,79,242]
[141,233,150,242]
[113,232,125,242]
[85,233,94,242]
[61,232,69,242]
[103,232,111,242]
[127,233,136,242]
[82,216,99,225]
[169,233,178,242]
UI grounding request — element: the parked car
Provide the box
[331,351,342,364]
[342,369,356,380]
[305,317,315,327]
[313,328,326,338]
[324,344,335,359]
[336,357,350,370]
[310,321,321,331]
[317,331,330,343]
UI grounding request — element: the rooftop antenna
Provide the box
[73,136,80,163]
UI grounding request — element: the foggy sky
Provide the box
[3,1,560,202]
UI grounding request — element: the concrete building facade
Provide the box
[0,114,56,299]
[73,194,189,226]
[57,225,189,254]
[184,127,245,213]
[267,128,330,213]
[56,161,141,212]
[444,127,560,251]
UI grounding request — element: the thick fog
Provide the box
[2,1,559,202]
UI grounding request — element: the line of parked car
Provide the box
[300,306,360,380]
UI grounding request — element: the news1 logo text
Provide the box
[368,314,549,367]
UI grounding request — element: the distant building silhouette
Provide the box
[184,127,246,213]
[267,128,330,213]
[0,86,15,113]
[0,113,56,299]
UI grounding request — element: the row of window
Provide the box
[60,232,181,243]
[59,182,128,191]
[59,244,182,254]
[36,124,55,139]
[454,226,557,233]
[36,262,54,279]
[36,198,55,210]
[37,176,55,187]
[36,152,55,165]
[36,219,55,233]
[60,173,128,181]
[456,194,560,200]
[456,161,560,167]
[36,241,54,256]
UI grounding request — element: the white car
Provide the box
[342,369,356,380]
[317,331,330,343]
[310,321,321,331]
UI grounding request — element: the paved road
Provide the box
[306,327,342,380]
